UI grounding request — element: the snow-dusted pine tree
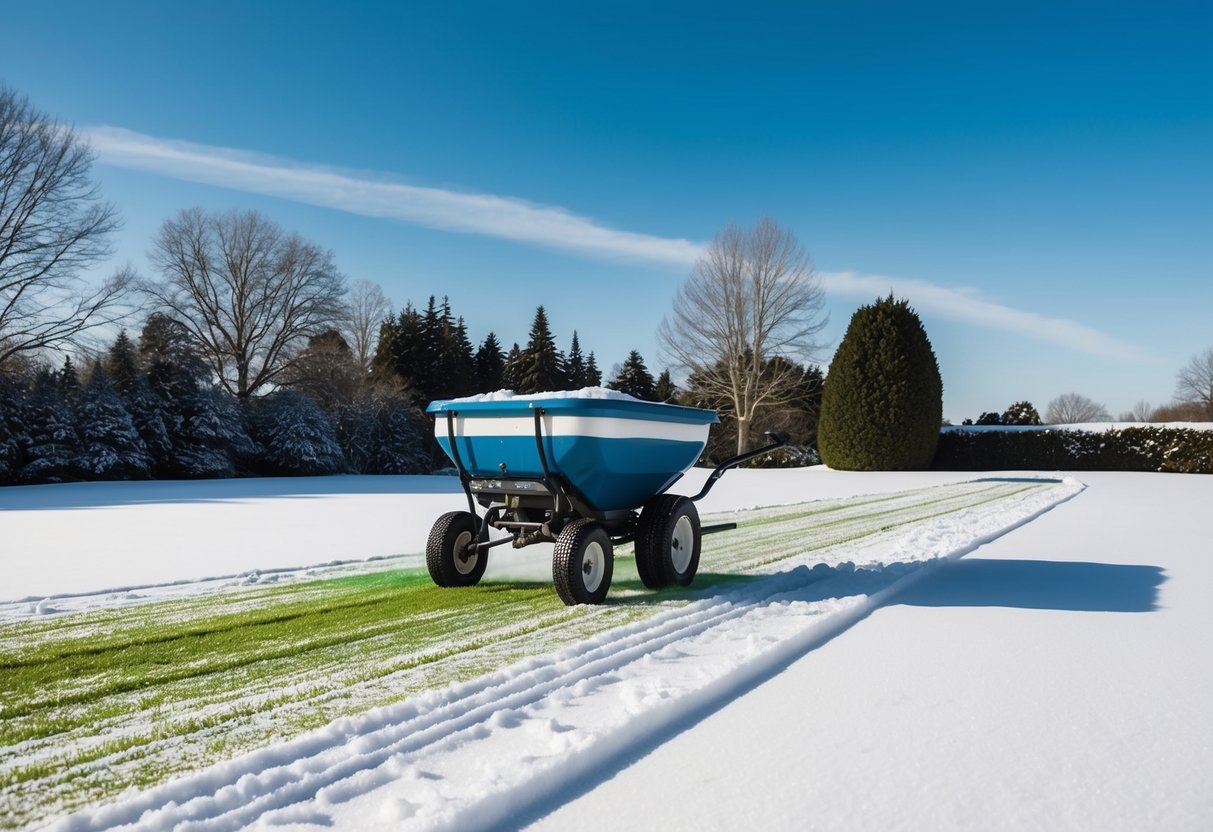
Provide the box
[126,381,173,475]
[20,369,80,483]
[74,366,151,479]
[0,375,23,483]
[171,385,257,478]
[338,392,429,474]
[251,390,345,475]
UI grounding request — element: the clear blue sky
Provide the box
[3,0,1210,421]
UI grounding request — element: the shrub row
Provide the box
[933,426,1213,474]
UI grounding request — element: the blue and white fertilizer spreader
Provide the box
[425,392,787,605]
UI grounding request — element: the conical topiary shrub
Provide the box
[818,295,943,470]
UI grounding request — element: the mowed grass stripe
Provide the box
[707,481,1036,570]
[0,480,1052,829]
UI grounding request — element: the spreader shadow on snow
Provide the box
[491,560,962,831]
[500,559,1166,831]
[896,558,1166,612]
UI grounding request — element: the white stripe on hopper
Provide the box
[435,415,710,444]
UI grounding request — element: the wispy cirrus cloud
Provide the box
[87,126,1147,362]
[820,271,1151,362]
[84,126,705,267]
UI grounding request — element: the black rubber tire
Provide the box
[632,502,665,590]
[426,511,486,587]
[635,494,702,588]
[552,519,614,605]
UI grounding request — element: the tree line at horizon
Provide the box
[0,281,827,485]
[0,297,677,485]
[0,302,824,485]
[4,81,1210,487]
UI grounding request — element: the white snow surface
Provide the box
[447,387,641,403]
[3,468,1211,831]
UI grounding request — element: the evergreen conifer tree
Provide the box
[655,369,678,403]
[817,296,942,470]
[439,315,476,399]
[169,384,256,478]
[418,296,445,398]
[106,330,140,397]
[369,404,430,473]
[0,375,23,484]
[474,332,505,392]
[127,380,173,475]
[337,391,430,474]
[75,365,151,479]
[566,331,587,388]
[21,369,80,483]
[585,352,602,387]
[139,313,208,386]
[502,343,523,391]
[370,317,398,383]
[251,390,345,475]
[515,306,566,393]
[607,350,657,400]
[1002,400,1042,426]
[59,355,81,402]
[385,304,427,402]
[138,312,237,477]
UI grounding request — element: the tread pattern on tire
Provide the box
[553,518,614,606]
[426,511,485,587]
[635,494,701,588]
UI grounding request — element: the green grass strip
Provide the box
[0,479,1051,829]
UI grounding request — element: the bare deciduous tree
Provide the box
[1151,400,1207,423]
[1175,348,1213,420]
[0,85,130,367]
[659,217,827,453]
[1046,392,1111,424]
[343,279,392,373]
[143,208,347,398]
[1117,400,1155,423]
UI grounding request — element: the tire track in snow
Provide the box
[44,477,1083,831]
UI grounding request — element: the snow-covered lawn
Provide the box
[1,468,1209,830]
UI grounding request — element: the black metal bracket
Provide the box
[532,407,571,519]
[531,407,603,523]
[445,410,494,551]
[445,411,477,516]
[690,431,791,503]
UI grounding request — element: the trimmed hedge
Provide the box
[933,426,1213,474]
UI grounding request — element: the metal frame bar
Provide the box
[445,411,478,516]
[689,431,790,503]
[532,407,571,519]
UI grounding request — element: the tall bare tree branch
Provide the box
[0,85,129,367]
[1045,392,1111,424]
[658,217,827,453]
[343,279,392,373]
[1175,348,1213,419]
[142,208,347,398]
